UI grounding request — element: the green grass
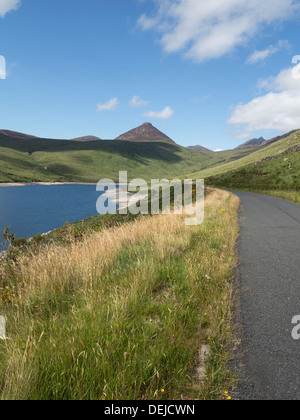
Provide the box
[207,150,300,191]
[187,130,300,179]
[0,134,257,183]
[206,148,300,205]
[0,189,240,400]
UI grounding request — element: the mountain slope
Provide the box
[71,136,102,142]
[263,129,299,146]
[236,137,265,149]
[0,131,228,183]
[187,145,213,153]
[187,129,300,179]
[115,122,175,144]
[0,129,271,184]
[0,130,37,139]
[235,130,299,150]
[207,148,300,191]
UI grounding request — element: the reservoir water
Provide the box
[0,184,107,249]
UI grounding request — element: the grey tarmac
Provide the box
[232,191,300,400]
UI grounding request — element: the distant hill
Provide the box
[0,131,223,183]
[187,145,213,153]
[0,130,102,143]
[71,136,102,142]
[263,129,300,146]
[236,137,266,149]
[0,129,258,183]
[2,125,295,185]
[187,129,300,180]
[0,129,37,139]
[236,129,300,150]
[115,123,175,144]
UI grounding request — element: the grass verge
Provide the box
[260,190,300,204]
[0,189,240,400]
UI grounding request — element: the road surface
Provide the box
[232,191,300,400]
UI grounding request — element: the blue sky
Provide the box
[0,0,300,150]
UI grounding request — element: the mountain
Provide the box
[187,145,213,153]
[115,123,175,144]
[72,136,102,142]
[236,129,300,150]
[3,125,296,185]
[0,129,37,139]
[0,130,102,143]
[0,131,256,183]
[187,129,300,180]
[262,129,300,146]
[236,137,266,149]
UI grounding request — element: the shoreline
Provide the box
[0,182,99,187]
[0,185,144,259]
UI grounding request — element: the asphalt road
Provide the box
[232,191,300,400]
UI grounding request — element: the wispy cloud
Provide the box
[0,55,6,79]
[246,40,290,64]
[97,97,119,111]
[129,95,149,108]
[228,62,300,139]
[138,0,299,62]
[0,0,21,18]
[143,106,174,119]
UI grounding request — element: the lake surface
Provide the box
[0,185,108,249]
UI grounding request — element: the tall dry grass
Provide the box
[0,189,240,400]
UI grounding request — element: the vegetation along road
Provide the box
[233,191,300,400]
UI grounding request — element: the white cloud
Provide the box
[0,55,6,79]
[138,0,299,62]
[228,63,300,139]
[97,97,119,111]
[129,95,149,108]
[143,106,174,119]
[246,40,290,64]
[0,0,20,18]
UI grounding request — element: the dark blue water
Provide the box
[0,185,107,249]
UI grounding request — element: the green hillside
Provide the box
[187,130,300,180]
[207,149,300,191]
[0,134,256,183]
